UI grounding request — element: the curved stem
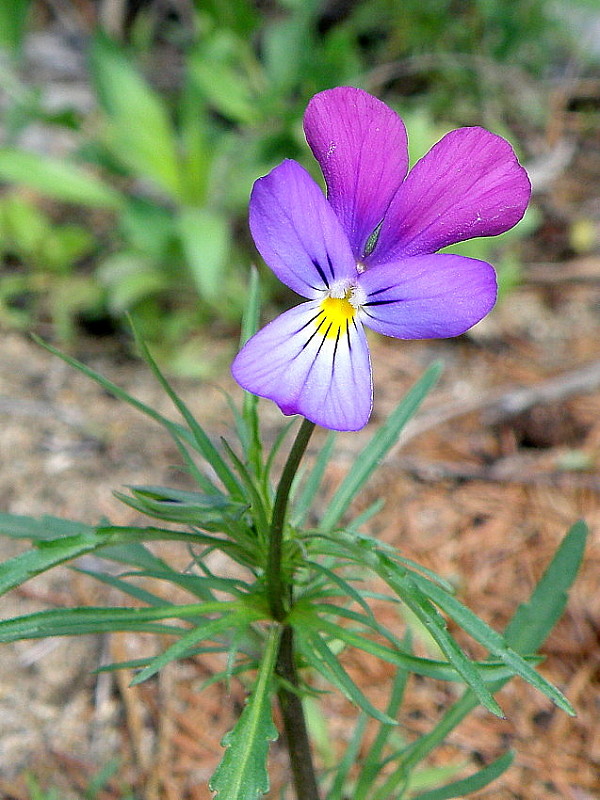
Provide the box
[266,417,315,621]
[265,417,320,799]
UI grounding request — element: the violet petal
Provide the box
[249,159,357,298]
[358,254,497,339]
[304,87,409,262]
[231,301,373,431]
[369,127,531,264]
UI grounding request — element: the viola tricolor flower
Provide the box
[232,87,531,431]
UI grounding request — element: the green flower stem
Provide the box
[265,417,319,799]
[277,625,322,800]
[266,417,315,621]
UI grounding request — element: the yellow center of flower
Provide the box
[316,295,356,339]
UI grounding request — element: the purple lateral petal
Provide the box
[304,87,409,262]
[231,301,373,431]
[357,254,497,339]
[249,159,357,299]
[369,127,531,264]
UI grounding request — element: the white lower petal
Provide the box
[232,301,372,431]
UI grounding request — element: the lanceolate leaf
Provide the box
[386,574,503,717]
[0,512,93,541]
[240,267,263,476]
[31,334,223,494]
[306,613,540,684]
[0,529,113,597]
[130,610,259,685]
[0,600,250,643]
[0,520,253,598]
[354,660,410,800]
[327,713,369,800]
[210,625,280,800]
[504,519,587,653]
[129,324,244,499]
[410,750,514,800]
[406,570,575,715]
[295,629,397,725]
[381,521,588,781]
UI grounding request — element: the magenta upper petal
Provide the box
[231,302,373,431]
[369,127,531,264]
[357,254,497,339]
[304,87,409,262]
[249,159,357,298]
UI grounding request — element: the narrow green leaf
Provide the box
[94,540,178,573]
[95,646,230,674]
[321,363,442,531]
[220,437,269,536]
[0,607,185,642]
[97,524,234,548]
[0,149,123,208]
[129,323,244,499]
[327,713,369,800]
[210,625,280,800]
[345,498,385,531]
[0,600,262,650]
[504,519,588,652]
[115,485,246,527]
[31,334,218,493]
[409,572,575,716]
[305,612,536,684]
[389,574,503,717]
[73,567,172,607]
[296,629,397,725]
[240,267,263,476]
[0,512,92,541]
[385,522,588,778]
[0,530,110,597]
[390,554,455,593]
[197,659,258,692]
[304,561,374,618]
[354,653,410,800]
[0,516,249,599]
[411,750,514,799]
[97,525,253,567]
[130,568,248,600]
[309,530,455,592]
[130,611,254,684]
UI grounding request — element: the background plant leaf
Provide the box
[0,149,123,208]
[410,750,514,799]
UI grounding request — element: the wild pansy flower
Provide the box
[232,87,531,431]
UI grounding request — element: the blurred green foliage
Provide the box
[0,0,593,369]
